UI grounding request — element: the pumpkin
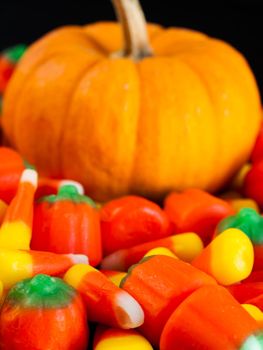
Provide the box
[2,0,261,201]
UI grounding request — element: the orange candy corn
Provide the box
[101,232,203,271]
[192,228,254,285]
[164,188,234,244]
[0,249,88,290]
[121,255,216,346]
[64,264,144,329]
[0,169,38,249]
[160,285,261,350]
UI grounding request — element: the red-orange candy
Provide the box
[164,188,234,244]
[100,195,172,255]
[121,255,216,346]
[0,274,88,350]
[32,184,102,266]
[160,285,261,350]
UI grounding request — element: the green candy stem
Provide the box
[39,184,97,208]
[3,44,27,63]
[239,331,263,349]
[217,208,263,245]
[6,274,76,309]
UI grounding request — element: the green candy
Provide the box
[217,208,263,245]
[6,274,76,309]
[39,184,97,208]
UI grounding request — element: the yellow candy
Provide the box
[0,249,32,289]
[64,264,94,289]
[144,247,178,259]
[242,304,263,323]
[0,222,31,250]
[192,228,254,285]
[108,272,127,287]
[229,198,260,213]
[94,327,153,350]
[0,169,38,250]
[170,233,203,262]
[0,199,7,225]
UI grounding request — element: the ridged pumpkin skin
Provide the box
[2,22,261,201]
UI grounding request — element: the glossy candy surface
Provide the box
[192,228,254,285]
[164,188,234,244]
[0,249,88,290]
[0,274,88,350]
[64,264,144,329]
[101,232,203,271]
[121,255,216,346]
[93,326,153,350]
[100,195,172,255]
[0,169,38,250]
[160,285,261,350]
[32,184,102,266]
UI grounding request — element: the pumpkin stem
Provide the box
[111,0,153,60]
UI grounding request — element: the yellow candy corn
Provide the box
[144,247,178,259]
[0,249,88,290]
[242,304,263,324]
[192,228,254,285]
[0,169,38,249]
[94,326,153,350]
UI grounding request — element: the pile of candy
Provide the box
[1,46,263,349]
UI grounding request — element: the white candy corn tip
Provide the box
[101,250,126,271]
[67,254,89,265]
[21,169,38,188]
[59,180,84,195]
[115,291,144,329]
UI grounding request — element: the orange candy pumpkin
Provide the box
[2,0,261,201]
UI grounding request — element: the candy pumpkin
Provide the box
[2,0,261,201]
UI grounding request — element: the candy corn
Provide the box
[160,285,261,350]
[64,264,144,329]
[93,326,153,350]
[121,255,216,346]
[0,274,88,350]
[101,232,203,271]
[0,169,38,249]
[192,228,254,285]
[143,247,178,259]
[242,304,263,326]
[0,249,88,290]
[101,270,127,287]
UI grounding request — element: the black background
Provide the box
[1,0,263,98]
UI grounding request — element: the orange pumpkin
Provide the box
[2,0,261,201]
